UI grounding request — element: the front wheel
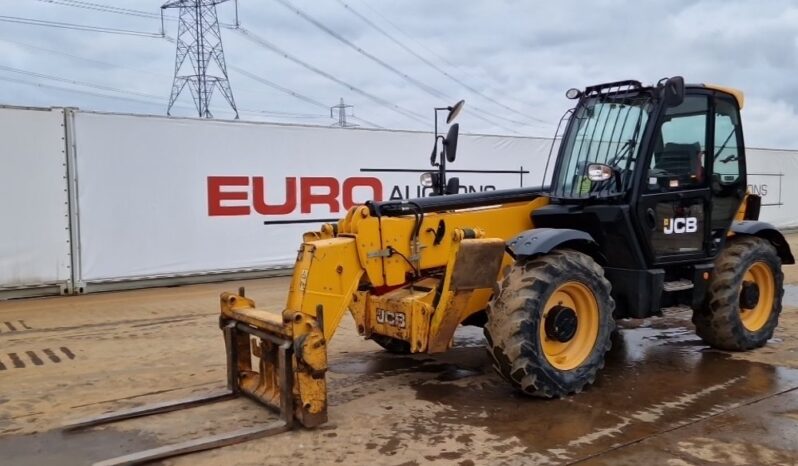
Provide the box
[693,236,783,351]
[484,249,615,398]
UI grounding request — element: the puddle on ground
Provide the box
[329,355,434,375]
[328,326,487,380]
[326,308,798,463]
[7,300,797,465]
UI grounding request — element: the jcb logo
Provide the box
[376,309,406,328]
[663,217,698,235]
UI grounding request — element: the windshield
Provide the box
[552,93,653,198]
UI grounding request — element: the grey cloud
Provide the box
[0,0,796,147]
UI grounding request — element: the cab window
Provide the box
[713,97,742,184]
[648,95,709,191]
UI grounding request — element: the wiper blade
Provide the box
[608,140,631,166]
[714,129,736,159]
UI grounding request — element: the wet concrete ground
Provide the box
[1,240,798,465]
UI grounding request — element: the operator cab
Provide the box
[535,77,753,317]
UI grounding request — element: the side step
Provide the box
[62,321,295,466]
[663,279,694,292]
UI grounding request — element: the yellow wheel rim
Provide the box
[740,261,775,332]
[539,281,600,371]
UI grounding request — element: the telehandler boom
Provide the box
[66,77,794,465]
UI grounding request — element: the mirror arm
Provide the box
[430,135,445,166]
[613,168,623,191]
[438,142,447,196]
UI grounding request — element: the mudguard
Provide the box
[507,228,599,260]
[731,220,795,264]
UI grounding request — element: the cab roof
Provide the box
[699,84,745,109]
[577,79,745,110]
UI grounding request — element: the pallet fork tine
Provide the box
[93,421,290,466]
[61,391,237,431]
[63,322,296,466]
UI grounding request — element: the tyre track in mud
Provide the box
[0,313,211,344]
[1,268,797,465]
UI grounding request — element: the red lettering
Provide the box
[208,176,385,217]
[253,177,297,215]
[300,177,340,214]
[208,176,249,216]
[342,177,382,209]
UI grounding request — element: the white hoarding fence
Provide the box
[2,105,798,296]
[71,111,553,283]
[746,148,798,229]
[0,106,72,296]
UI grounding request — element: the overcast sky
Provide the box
[1,0,797,148]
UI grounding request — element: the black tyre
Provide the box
[693,236,783,351]
[484,249,615,398]
[371,334,411,354]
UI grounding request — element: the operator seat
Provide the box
[654,142,704,184]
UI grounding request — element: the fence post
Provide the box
[64,108,85,295]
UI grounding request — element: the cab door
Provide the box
[708,94,747,244]
[636,93,712,265]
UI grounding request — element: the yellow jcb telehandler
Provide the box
[67,77,794,465]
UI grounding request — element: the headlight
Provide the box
[566,88,581,99]
[420,172,435,187]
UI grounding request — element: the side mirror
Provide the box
[587,163,622,191]
[445,177,460,195]
[662,76,685,107]
[443,123,459,163]
[446,100,465,124]
[587,163,613,181]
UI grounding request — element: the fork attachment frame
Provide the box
[62,319,299,466]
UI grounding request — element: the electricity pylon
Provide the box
[163,0,238,118]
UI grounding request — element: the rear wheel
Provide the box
[693,236,783,350]
[485,249,615,397]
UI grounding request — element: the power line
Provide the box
[0,64,163,99]
[272,0,524,133]
[231,65,384,128]
[0,62,317,119]
[0,68,217,113]
[234,26,427,126]
[231,66,327,109]
[0,71,332,121]
[273,0,446,100]
[0,74,167,106]
[335,0,551,127]
[0,15,163,37]
[13,2,538,132]
[33,0,166,19]
[0,36,164,78]
[0,39,344,123]
[8,6,427,130]
[0,36,223,97]
[354,1,461,75]
[32,0,239,29]
[352,0,544,120]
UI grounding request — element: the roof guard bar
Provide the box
[584,80,643,96]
